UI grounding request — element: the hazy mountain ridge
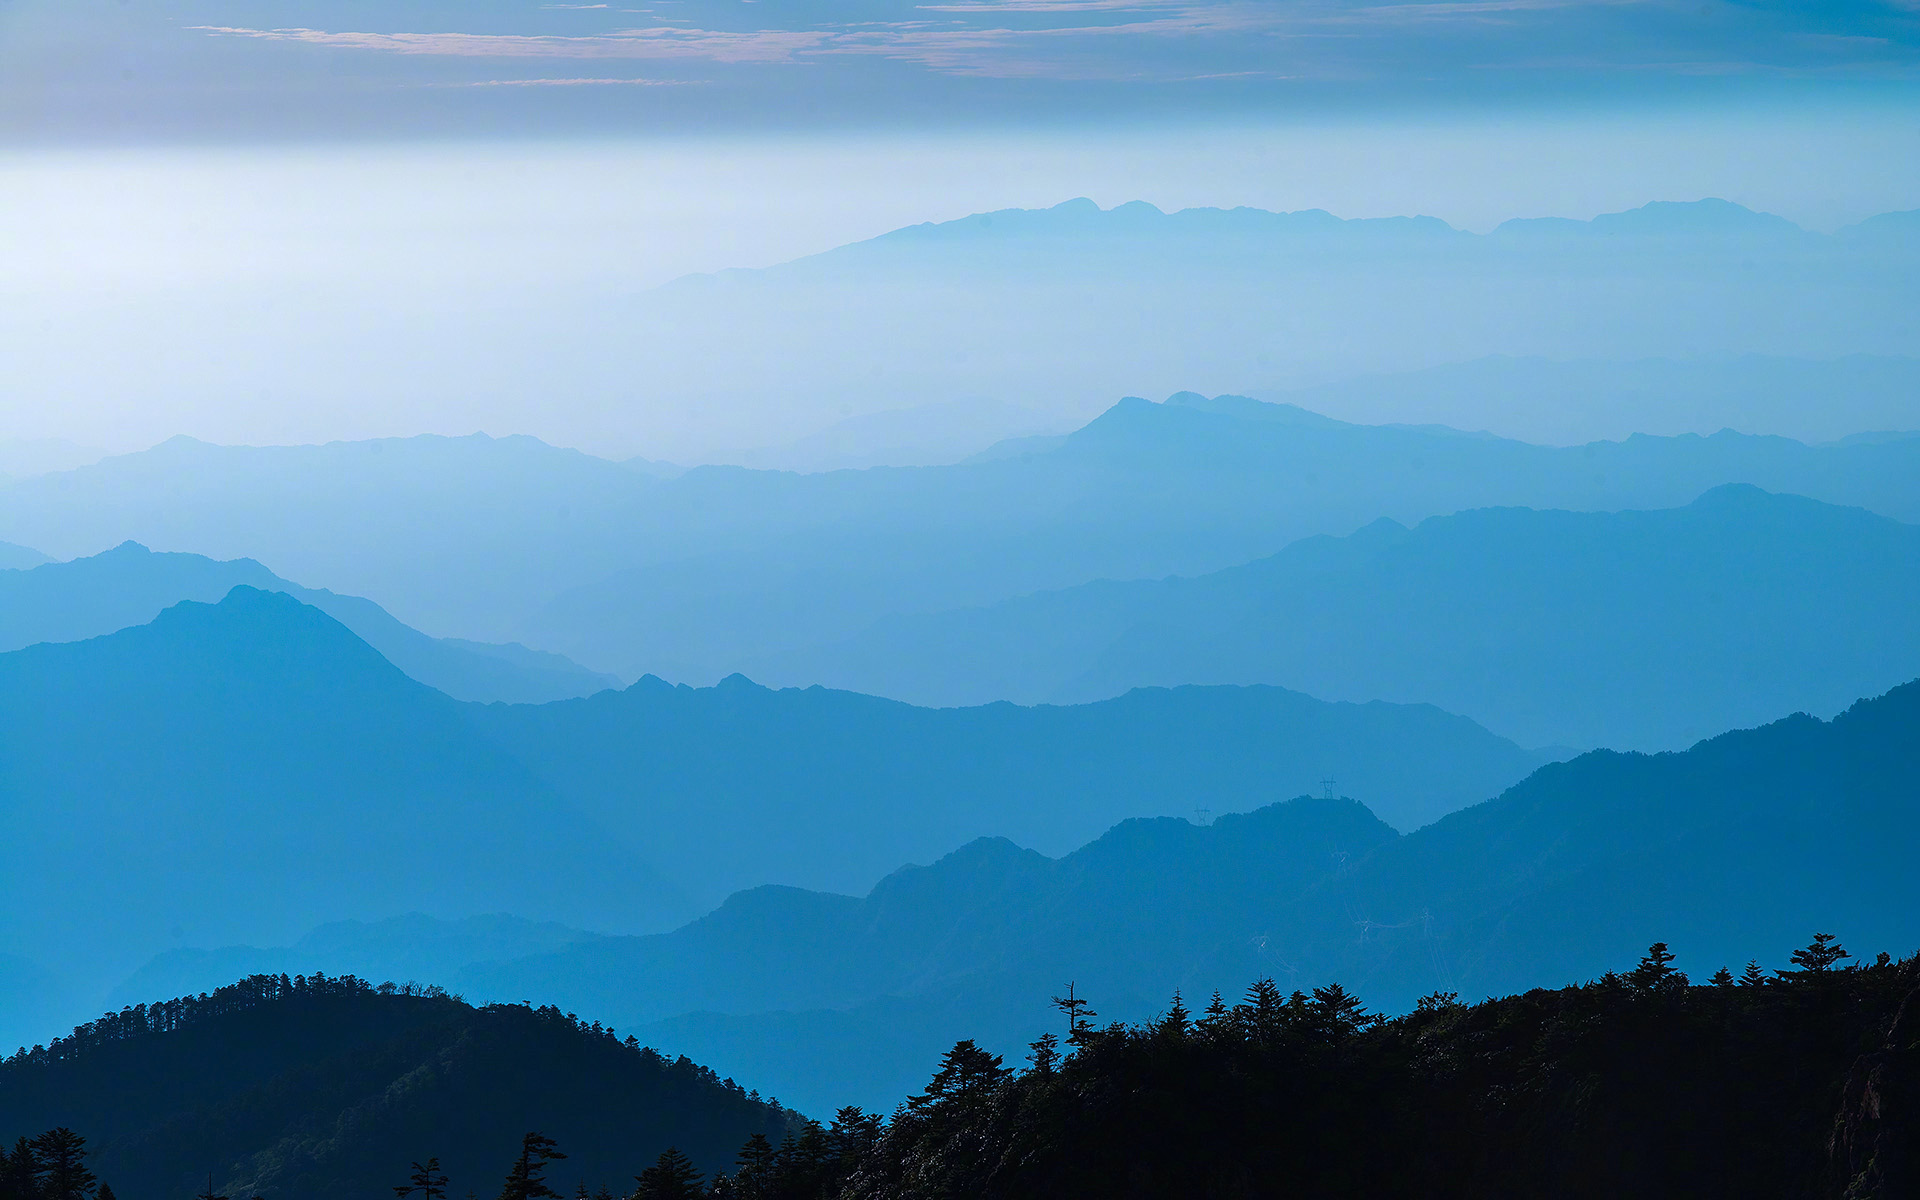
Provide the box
[0,542,618,703]
[751,483,1920,749]
[0,587,684,1050]
[1271,354,1920,446]
[452,677,1920,1111]
[0,589,1547,1051]
[623,197,1920,452]
[7,395,1920,684]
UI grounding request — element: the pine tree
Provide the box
[395,1159,449,1200]
[1,1138,40,1200]
[1157,992,1191,1038]
[1051,983,1096,1043]
[732,1133,774,1191]
[1786,933,1851,975]
[95,1185,119,1200]
[828,1106,882,1170]
[910,1041,1012,1114]
[1026,1031,1060,1076]
[1309,983,1376,1040]
[1710,966,1735,987]
[1627,942,1686,992]
[633,1149,702,1200]
[29,1131,93,1200]
[1739,960,1768,987]
[497,1134,566,1200]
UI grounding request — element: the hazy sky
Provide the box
[1,1,1917,459]
[4,1,1918,142]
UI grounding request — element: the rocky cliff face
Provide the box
[1830,982,1920,1199]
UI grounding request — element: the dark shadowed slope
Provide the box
[0,542,618,703]
[0,975,797,1200]
[0,588,684,1044]
[458,679,1920,1113]
[757,484,1920,750]
[466,675,1551,909]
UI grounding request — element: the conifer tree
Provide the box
[1710,967,1735,987]
[95,1184,119,1200]
[829,1107,882,1168]
[28,1131,93,1200]
[1309,984,1376,1039]
[1,1138,39,1200]
[1026,1031,1060,1076]
[731,1132,775,1196]
[1627,942,1685,992]
[633,1149,702,1200]
[1786,933,1851,975]
[1051,983,1096,1043]
[394,1158,448,1200]
[497,1134,566,1200]
[1157,992,1191,1037]
[1739,960,1768,987]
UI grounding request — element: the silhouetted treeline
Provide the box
[10,946,1916,1199]
[712,938,1917,1200]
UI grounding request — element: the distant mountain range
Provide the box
[448,677,1920,1112]
[605,198,1920,451]
[0,542,618,703]
[0,588,1547,1051]
[752,483,1920,750]
[0,976,796,1200]
[6,393,1917,689]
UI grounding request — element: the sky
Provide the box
[0,1,1917,460]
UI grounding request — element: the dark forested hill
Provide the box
[753,484,1920,749]
[0,974,797,1200]
[455,678,1920,1113]
[0,542,618,703]
[821,953,1920,1200]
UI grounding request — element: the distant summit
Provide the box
[754,481,1920,750]
[0,541,618,704]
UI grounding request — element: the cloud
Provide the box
[185,0,1920,83]
[189,26,834,64]
[455,76,693,86]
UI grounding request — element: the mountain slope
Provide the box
[0,588,683,1049]
[755,484,1920,750]
[0,975,796,1200]
[457,679,1920,1112]
[0,542,618,703]
[0,541,48,570]
[466,674,1552,909]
